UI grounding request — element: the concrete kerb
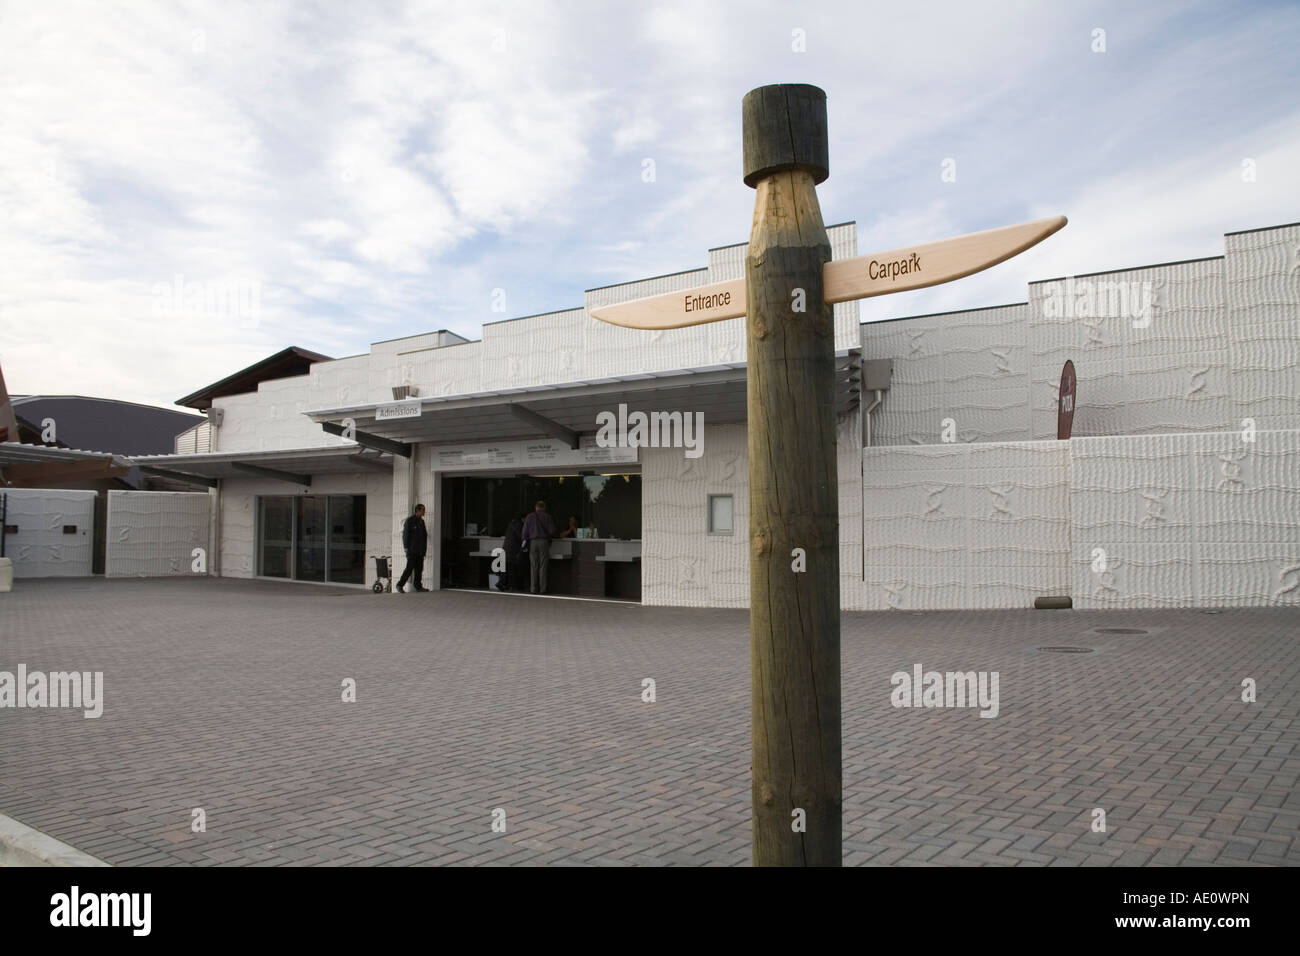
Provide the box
[0,812,110,867]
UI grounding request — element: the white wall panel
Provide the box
[1070,430,1300,608]
[862,304,1031,446]
[860,442,1071,610]
[642,424,749,607]
[480,309,587,390]
[1,488,96,578]
[863,229,1296,449]
[1225,224,1300,432]
[585,270,726,379]
[402,340,482,399]
[214,382,349,453]
[309,354,369,409]
[105,491,211,577]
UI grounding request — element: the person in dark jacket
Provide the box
[522,500,558,594]
[397,504,428,592]
[502,512,526,592]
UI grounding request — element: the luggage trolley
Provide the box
[372,555,393,593]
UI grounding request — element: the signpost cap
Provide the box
[741,83,829,188]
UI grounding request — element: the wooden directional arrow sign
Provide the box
[589,215,1067,330]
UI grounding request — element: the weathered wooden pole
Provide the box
[743,83,841,866]
[588,83,1066,867]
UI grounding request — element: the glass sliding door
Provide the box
[295,496,327,582]
[259,496,294,578]
[258,495,367,584]
[327,495,366,585]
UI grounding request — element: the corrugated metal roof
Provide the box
[0,441,132,467]
[130,444,391,480]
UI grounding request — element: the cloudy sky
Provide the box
[2,0,1297,408]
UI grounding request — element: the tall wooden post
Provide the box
[743,83,842,866]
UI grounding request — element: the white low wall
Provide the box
[105,490,211,577]
[861,441,1072,610]
[0,488,96,578]
[1071,429,1300,608]
[857,430,1300,610]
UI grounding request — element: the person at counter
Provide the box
[559,515,580,539]
[502,511,527,592]
[522,500,557,595]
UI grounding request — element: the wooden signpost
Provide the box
[591,83,1067,866]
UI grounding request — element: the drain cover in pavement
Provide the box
[1094,627,1148,634]
[1037,646,1096,653]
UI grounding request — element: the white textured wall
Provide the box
[1070,429,1300,608]
[642,423,749,607]
[1029,257,1229,438]
[863,303,1031,445]
[214,381,351,453]
[1225,225,1300,433]
[206,226,863,454]
[860,442,1072,610]
[861,224,1298,445]
[309,353,371,412]
[1,488,96,578]
[219,472,393,587]
[641,410,864,609]
[105,491,210,577]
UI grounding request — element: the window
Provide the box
[708,494,733,535]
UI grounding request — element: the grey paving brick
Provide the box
[1,578,1296,867]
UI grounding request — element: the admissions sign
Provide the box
[374,399,422,421]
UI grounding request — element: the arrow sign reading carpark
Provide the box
[590,216,1067,330]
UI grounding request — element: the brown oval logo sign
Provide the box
[1058,360,1076,439]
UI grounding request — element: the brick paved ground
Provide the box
[1,578,1296,866]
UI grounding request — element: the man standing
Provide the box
[502,511,526,592]
[521,500,557,595]
[397,503,428,593]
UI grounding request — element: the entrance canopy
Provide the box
[0,441,133,485]
[304,357,864,448]
[129,444,394,487]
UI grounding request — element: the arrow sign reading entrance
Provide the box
[590,216,1067,330]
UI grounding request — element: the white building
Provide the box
[132,220,1300,610]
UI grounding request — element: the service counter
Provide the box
[456,536,641,600]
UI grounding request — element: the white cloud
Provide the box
[1,0,1296,407]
